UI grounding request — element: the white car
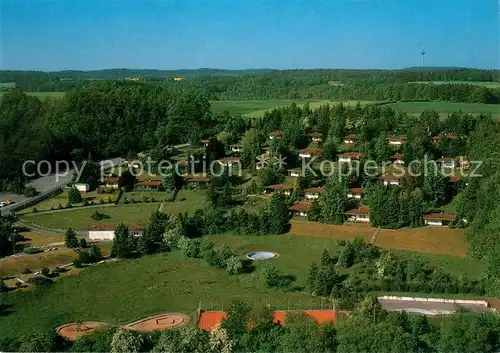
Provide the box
[0,201,5,207]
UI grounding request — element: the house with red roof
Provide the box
[304,187,325,199]
[379,174,402,186]
[88,223,144,241]
[288,167,302,177]
[266,184,294,197]
[135,180,162,190]
[391,153,405,165]
[423,212,457,226]
[184,174,210,188]
[289,201,312,217]
[101,176,120,189]
[347,187,364,200]
[346,207,370,223]
[338,152,362,163]
[343,134,358,144]
[299,148,322,159]
[269,130,282,140]
[386,134,406,146]
[308,132,324,142]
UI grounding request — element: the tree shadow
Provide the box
[241,260,255,274]
[0,303,14,317]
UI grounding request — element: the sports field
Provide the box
[383,101,500,119]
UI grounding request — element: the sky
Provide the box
[1,0,499,71]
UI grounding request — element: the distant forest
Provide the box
[1,67,500,103]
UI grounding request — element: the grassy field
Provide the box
[0,91,65,100]
[383,101,500,119]
[0,233,486,338]
[21,204,160,230]
[211,100,378,117]
[17,190,119,215]
[409,81,500,88]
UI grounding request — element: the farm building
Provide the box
[347,187,364,200]
[266,184,293,196]
[308,132,323,142]
[198,310,336,332]
[379,174,402,186]
[74,183,90,192]
[343,134,358,144]
[288,167,302,177]
[338,152,362,163]
[230,144,244,153]
[391,153,405,165]
[437,157,458,169]
[184,175,210,188]
[304,187,325,199]
[424,212,457,226]
[386,135,406,146]
[269,130,282,140]
[298,148,322,159]
[346,207,370,223]
[88,224,144,241]
[135,180,162,190]
[289,201,312,217]
[101,177,120,189]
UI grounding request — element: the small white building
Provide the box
[437,157,458,169]
[308,132,323,143]
[74,183,90,192]
[379,174,402,186]
[269,130,282,140]
[88,224,144,241]
[288,168,302,177]
[304,187,325,199]
[423,213,456,226]
[386,135,406,146]
[343,135,358,144]
[298,148,322,160]
[338,152,362,163]
[346,208,370,223]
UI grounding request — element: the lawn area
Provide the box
[290,219,374,243]
[383,101,500,120]
[159,188,208,215]
[211,99,378,118]
[0,248,78,277]
[16,189,119,215]
[120,190,173,204]
[21,204,160,230]
[0,243,331,339]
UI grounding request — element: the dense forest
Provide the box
[1,68,500,103]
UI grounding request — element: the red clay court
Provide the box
[198,310,337,332]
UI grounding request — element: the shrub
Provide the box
[32,207,38,213]
[66,202,73,208]
[261,262,280,287]
[91,210,110,221]
[123,197,129,204]
[79,238,88,248]
[21,268,31,275]
[68,186,83,203]
[108,196,113,203]
[337,239,346,246]
[79,251,92,264]
[57,203,63,210]
[99,197,104,204]
[83,199,89,206]
[23,185,39,197]
[27,276,53,286]
[90,245,103,261]
[184,239,201,258]
[177,236,190,253]
[41,267,50,277]
[73,258,82,268]
[225,256,244,275]
[23,246,43,255]
[163,228,184,250]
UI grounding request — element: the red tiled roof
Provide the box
[448,177,462,183]
[349,187,364,195]
[136,180,162,186]
[346,207,370,215]
[102,177,119,184]
[424,212,457,221]
[270,130,282,136]
[344,134,358,140]
[184,175,210,183]
[198,310,336,332]
[304,187,325,194]
[298,148,322,155]
[392,153,404,160]
[339,152,362,158]
[267,184,294,190]
[289,201,313,212]
[88,223,144,231]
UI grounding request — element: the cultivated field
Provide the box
[211,100,377,117]
[383,101,500,120]
[0,91,65,100]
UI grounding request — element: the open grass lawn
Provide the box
[21,204,160,230]
[0,243,331,339]
[120,190,173,204]
[159,189,208,215]
[374,227,468,258]
[290,219,374,243]
[17,231,64,247]
[17,190,119,215]
[383,101,500,120]
[0,232,486,338]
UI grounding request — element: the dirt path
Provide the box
[370,227,381,244]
